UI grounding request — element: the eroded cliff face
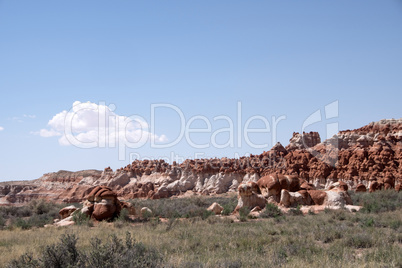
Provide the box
[0,170,102,205]
[1,118,401,205]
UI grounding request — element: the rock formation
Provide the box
[234,182,266,212]
[1,118,401,205]
[257,174,301,201]
[82,186,133,221]
[59,205,78,219]
[207,202,224,215]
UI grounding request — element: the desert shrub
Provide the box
[359,216,375,228]
[10,218,31,230]
[7,253,39,268]
[114,208,132,228]
[314,225,343,243]
[27,214,53,228]
[221,203,236,216]
[260,203,282,218]
[202,209,214,220]
[41,234,80,268]
[72,212,93,227]
[239,207,250,222]
[29,200,51,215]
[165,217,177,231]
[8,214,55,230]
[85,232,162,268]
[8,232,162,268]
[343,233,374,248]
[116,208,130,222]
[330,209,347,221]
[0,214,5,229]
[288,205,303,216]
[0,200,63,230]
[351,190,402,213]
[0,205,32,218]
[388,219,402,230]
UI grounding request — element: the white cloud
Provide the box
[23,114,36,119]
[39,129,61,137]
[0,127,4,131]
[8,114,36,122]
[39,101,167,148]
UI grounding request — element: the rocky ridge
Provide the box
[1,118,401,205]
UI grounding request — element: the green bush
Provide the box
[288,205,303,216]
[201,209,214,220]
[116,208,130,222]
[239,207,250,222]
[72,212,92,227]
[343,233,374,249]
[0,205,32,218]
[10,218,31,230]
[221,203,236,216]
[29,200,52,215]
[260,203,282,218]
[350,190,402,213]
[0,200,63,230]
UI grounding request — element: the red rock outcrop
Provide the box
[257,174,300,201]
[1,118,400,206]
[355,184,367,193]
[83,186,132,221]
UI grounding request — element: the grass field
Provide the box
[0,190,401,267]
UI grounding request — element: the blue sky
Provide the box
[0,0,401,181]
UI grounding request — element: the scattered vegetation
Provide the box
[130,195,237,219]
[0,191,401,267]
[72,211,93,227]
[0,200,63,230]
[288,205,303,216]
[260,203,282,218]
[7,232,162,268]
[238,207,250,222]
[350,189,402,213]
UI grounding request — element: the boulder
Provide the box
[279,189,305,207]
[234,182,266,212]
[59,205,78,219]
[107,173,130,188]
[326,188,353,207]
[257,174,300,201]
[337,181,349,192]
[83,186,122,221]
[355,184,367,193]
[300,181,315,190]
[369,181,383,193]
[307,187,353,207]
[140,207,152,217]
[54,215,75,227]
[207,202,223,215]
[307,190,328,206]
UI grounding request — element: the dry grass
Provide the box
[1,191,401,267]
